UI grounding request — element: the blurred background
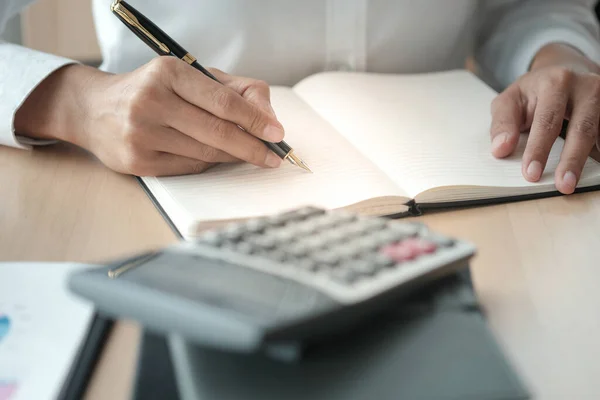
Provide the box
[1,0,102,66]
[2,0,600,68]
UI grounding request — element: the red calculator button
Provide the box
[381,243,418,262]
[402,238,437,255]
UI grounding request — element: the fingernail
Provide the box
[263,124,284,142]
[526,160,542,181]
[562,171,577,193]
[265,151,282,168]
[492,132,509,152]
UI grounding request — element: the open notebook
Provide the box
[139,70,600,239]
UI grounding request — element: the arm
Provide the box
[12,60,284,175]
[476,0,600,195]
[0,1,284,175]
[475,0,600,89]
[0,0,77,149]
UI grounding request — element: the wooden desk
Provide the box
[2,143,600,399]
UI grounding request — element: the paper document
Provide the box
[0,263,96,400]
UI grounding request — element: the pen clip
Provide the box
[110,0,170,54]
[107,252,158,279]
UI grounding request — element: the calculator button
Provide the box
[334,229,351,241]
[305,215,327,228]
[344,237,367,252]
[342,223,369,238]
[371,230,400,245]
[402,238,437,255]
[332,212,358,225]
[361,218,388,231]
[312,251,341,266]
[329,268,358,285]
[386,223,419,238]
[221,224,246,240]
[301,236,326,251]
[294,221,317,236]
[295,207,326,219]
[265,214,289,226]
[321,230,346,245]
[269,228,297,243]
[315,215,342,230]
[235,242,255,254]
[333,245,359,260]
[348,259,378,276]
[220,242,238,252]
[295,258,319,272]
[369,253,395,268]
[393,246,418,261]
[353,220,377,233]
[381,243,418,262]
[357,236,381,251]
[197,231,224,246]
[264,250,290,263]
[245,218,268,233]
[287,242,310,257]
[249,235,277,249]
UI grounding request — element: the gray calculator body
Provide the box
[68,207,476,353]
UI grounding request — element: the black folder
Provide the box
[57,313,114,400]
[131,270,530,400]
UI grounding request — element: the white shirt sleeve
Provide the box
[0,0,78,150]
[476,0,600,90]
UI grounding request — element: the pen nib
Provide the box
[299,160,313,173]
[287,152,313,173]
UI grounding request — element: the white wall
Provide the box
[21,0,101,62]
[1,14,21,44]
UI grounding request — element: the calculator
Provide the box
[68,206,476,355]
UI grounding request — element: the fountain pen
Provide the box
[110,0,311,172]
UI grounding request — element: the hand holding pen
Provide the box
[110,0,311,173]
[14,1,310,177]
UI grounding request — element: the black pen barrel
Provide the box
[118,1,188,58]
[263,141,290,159]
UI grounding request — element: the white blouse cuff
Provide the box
[504,27,600,85]
[0,43,78,150]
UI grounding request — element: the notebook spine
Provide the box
[406,200,423,217]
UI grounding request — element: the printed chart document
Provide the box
[0,263,95,400]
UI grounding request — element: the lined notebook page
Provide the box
[141,87,406,237]
[294,70,600,201]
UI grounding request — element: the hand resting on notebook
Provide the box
[14,57,285,176]
[490,43,600,195]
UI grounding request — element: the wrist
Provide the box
[530,43,600,74]
[14,64,111,148]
